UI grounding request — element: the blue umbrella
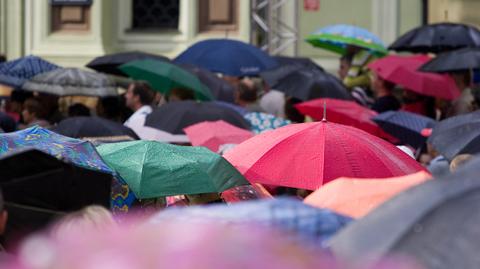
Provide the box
[0,125,114,175]
[150,198,352,248]
[244,112,291,134]
[174,39,278,76]
[213,101,248,116]
[0,55,60,87]
[372,111,436,149]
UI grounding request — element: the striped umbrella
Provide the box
[0,55,59,87]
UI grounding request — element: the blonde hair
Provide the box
[450,154,474,173]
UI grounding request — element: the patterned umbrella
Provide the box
[0,55,59,87]
[22,68,118,97]
[244,112,291,134]
[0,126,114,175]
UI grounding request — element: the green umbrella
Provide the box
[97,140,248,199]
[119,59,215,101]
[306,24,388,56]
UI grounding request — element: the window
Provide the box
[132,0,180,30]
[51,5,91,32]
[199,0,238,32]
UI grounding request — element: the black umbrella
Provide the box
[179,64,235,103]
[52,116,139,140]
[260,56,324,89]
[86,51,170,77]
[419,47,480,73]
[427,110,480,161]
[389,22,480,54]
[330,156,480,269]
[262,65,352,101]
[145,101,251,134]
[22,68,118,97]
[0,148,113,246]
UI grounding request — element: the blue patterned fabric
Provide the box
[0,126,114,175]
[150,198,352,248]
[244,112,291,134]
[0,55,59,87]
[111,177,137,214]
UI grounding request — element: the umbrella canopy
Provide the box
[0,55,60,87]
[22,68,118,97]
[52,116,139,140]
[224,121,426,191]
[86,51,170,76]
[330,156,480,269]
[389,22,480,53]
[174,39,278,76]
[243,112,291,134]
[183,120,253,152]
[260,56,323,88]
[263,64,352,101]
[427,110,480,161]
[150,198,352,248]
[179,64,235,103]
[304,171,431,218]
[96,140,249,199]
[295,98,388,138]
[0,148,112,247]
[145,101,251,135]
[306,24,388,55]
[368,55,461,100]
[220,184,272,203]
[0,126,114,175]
[373,111,436,149]
[419,47,480,73]
[120,59,214,101]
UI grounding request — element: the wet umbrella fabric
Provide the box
[368,55,460,100]
[174,39,278,76]
[264,65,352,101]
[304,171,431,219]
[0,55,59,88]
[86,51,170,76]
[96,140,249,199]
[120,59,214,101]
[145,101,251,135]
[0,126,114,175]
[306,24,387,56]
[224,121,426,191]
[52,116,139,140]
[260,56,323,88]
[150,198,352,248]
[179,64,235,103]
[419,47,480,73]
[427,110,480,161]
[389,22,480,53]
[373,111,436,149]
[330,156,480,269]
[22,68,118,97]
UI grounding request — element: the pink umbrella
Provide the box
[368,55,460,100]
[183,120,254,152]
[224,121,426,191]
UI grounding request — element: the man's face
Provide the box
[338,59,350,80]
[125,85,137,110]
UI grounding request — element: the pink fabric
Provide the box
[183,120,253,152]
[224,121,426,191]
[368,55,460,100]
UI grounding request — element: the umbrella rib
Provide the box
[0,167,65,186]
[4,202,67,215]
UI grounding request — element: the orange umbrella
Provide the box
[304,171,431,218]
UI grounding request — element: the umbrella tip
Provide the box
[322,101,327,122]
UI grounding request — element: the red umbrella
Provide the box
[295,98,395,141]
[183,120,254,152]
[368,55,460,100]
[224,121,426,190]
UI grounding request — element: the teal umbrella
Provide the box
[96,141,248,199]
[119,59,214,101]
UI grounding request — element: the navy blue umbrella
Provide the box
[373,111,436,149]
[174,39,278,77]
[0,55,59,87]
[150,198,352,248]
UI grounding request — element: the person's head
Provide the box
[284,97,305,123]
[371,72,395,96]
[9,90,33,114]
[68,103,91,117]
[450,71,471,90]
[346,45,362,55]
[0,188,8,236]
[449,154,474,173]
[125,82,155,111]
[168,88,195,102]
[235,82,258,106]
[22,98,46,124]
[338,54,352,80]
[0,54,6,63]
